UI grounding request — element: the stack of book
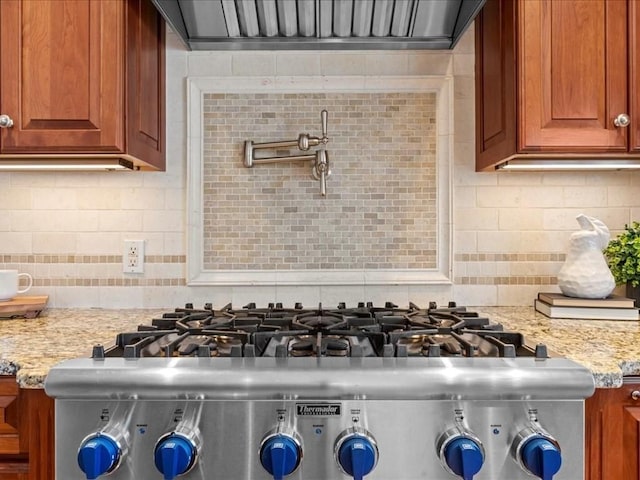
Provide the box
[534,292,639,320]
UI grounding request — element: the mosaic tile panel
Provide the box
[202,92,437,271]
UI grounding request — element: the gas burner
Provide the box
[289,337,315,357]
[325,338,350,356]
[293,311,346,330]
[287,335,351,357]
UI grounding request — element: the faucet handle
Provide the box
[313,150,329,197]
[321,110,328,142]
[299,110,329,150]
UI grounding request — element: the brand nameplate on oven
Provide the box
[296,404,341,417]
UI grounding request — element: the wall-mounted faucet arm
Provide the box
[252,153,316,166]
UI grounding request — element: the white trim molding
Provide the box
[187,75,453,286]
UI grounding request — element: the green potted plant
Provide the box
[604,221,640,302]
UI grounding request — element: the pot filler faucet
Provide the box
[244,110,330,196]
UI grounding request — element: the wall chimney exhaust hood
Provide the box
[151,0,486,50]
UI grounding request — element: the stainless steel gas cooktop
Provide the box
[45,301,595,480]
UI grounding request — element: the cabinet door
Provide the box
[22,389,54,480]
[586,385,640,480]
[125,0,165,170]
[519,0,628,152]
[630,2,640,152]
[0,378,21,455]
[0,0,125,154]
[475,0,517,171]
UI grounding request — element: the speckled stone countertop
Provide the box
[0,308,164,388]
[0,307,638,389]
[478,307,640,388]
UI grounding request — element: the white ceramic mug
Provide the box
[0,270,33,301]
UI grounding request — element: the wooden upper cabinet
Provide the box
[0,0,165,170]
[519,0,627,151]
[630,1,640,152]
[0,1,124,153]
[476,0,639,171]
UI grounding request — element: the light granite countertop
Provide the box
[0,308,165,388]
[0,307,638,389]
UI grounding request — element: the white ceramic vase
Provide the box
[557,214,615,299]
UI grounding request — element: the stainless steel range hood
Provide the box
[151,0,485,50]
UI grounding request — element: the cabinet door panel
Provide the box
[0,0,124,153]
[0,396,20,454]
[586,386,640,480]
[519,0,627,151]
[22,389,54,480]
[125,0,165,169]
[0,379,21,455]
[475,0,517,171]
[623,406,640,478]
[630,1,640,152]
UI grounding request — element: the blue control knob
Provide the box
[154,434,196,480]
[260,434,301,480]
[521,437,562,480]
[337,436,377,480]
[444,437,484,480]
[77,434,120,480]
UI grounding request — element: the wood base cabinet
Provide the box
[476,0,640,171]
[0,0,165,170]
[585,384,640,480]
[0,377,54,480]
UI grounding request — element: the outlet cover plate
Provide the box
[123,240,145,273]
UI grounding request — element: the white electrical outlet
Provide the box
[123,240,145,273]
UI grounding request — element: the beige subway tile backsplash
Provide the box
[456,208,499,231]
[476,187,522,208]
[201,91,437,272]
[98,211,143,232]
[520,187,564,208]
[231,53,275,76]
[320,53,366,75]
[0,187,31,209]
[608,186,640,207]
[562,186,608,208]
[276,54,321,75]
[31,188,77,210]
[365,53,409,75]
[498,209,544,231]
[76,188,123,209]
[33,233,76,254]
[0,27,638,308]
[477,231,523,253]
[189,52,233,76]
[408,52,452,76]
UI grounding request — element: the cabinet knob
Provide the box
[0,114,13,128]
[614,113,631,128]
[632,390,640,400]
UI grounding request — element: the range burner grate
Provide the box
[90,302,547,359]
